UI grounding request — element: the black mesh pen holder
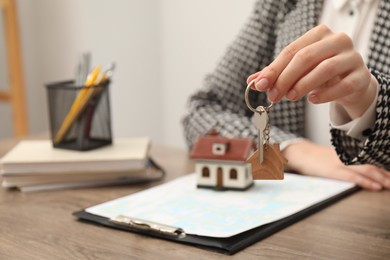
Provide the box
[46,80,113,151]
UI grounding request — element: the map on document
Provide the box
[86,173,354,238]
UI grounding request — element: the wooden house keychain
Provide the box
[245,80,287,180]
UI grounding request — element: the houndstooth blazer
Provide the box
[182,0,390,170]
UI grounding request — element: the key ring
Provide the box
[245,80,274,113]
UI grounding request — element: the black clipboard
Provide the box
[73,181,358,255]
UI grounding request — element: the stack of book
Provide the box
[0,138,164,192]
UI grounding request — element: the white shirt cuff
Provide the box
[330,75,379,140]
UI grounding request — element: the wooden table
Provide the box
[0,139,389,259]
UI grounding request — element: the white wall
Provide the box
[160,0,256,148]
[6,0,330,148]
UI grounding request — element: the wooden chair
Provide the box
[0,0,28,137]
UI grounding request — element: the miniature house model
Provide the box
[190,134,254,190]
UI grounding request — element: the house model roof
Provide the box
[190,135,254,162]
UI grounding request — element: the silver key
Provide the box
[252,106,268,164]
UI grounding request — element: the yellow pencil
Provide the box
[53,66,101,144]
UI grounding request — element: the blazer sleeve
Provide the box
[331,70,390,170]
[182,0,305,149]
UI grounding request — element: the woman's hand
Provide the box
[247,24,377,120]
[283,140,390,191]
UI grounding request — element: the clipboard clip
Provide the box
[109,215,186,238]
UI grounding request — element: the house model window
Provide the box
[190,134,254,191]
[212,143,228,155]
[230,169,238,179]
[202,167,210,177]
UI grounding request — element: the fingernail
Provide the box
[268,88,279,102]
[372,182,382,191]
[286,89,297,100]
[255,78,269,91]
[308,93,318,104]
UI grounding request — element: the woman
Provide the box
[182,0,390,190]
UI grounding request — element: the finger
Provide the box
[247,71,261,84]
[337,167,383,191]
[307,67,369,104]
[349,165,390,189]
[286,50,358,101]
[254,25,332,92]
[276,33,354,102]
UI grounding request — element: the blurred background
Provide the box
[0,0,256,148]
[1,0,330,149]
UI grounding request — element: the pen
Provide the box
[53,66,101,144]
[82,63,116,141]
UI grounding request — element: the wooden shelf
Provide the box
[1,0,28,137]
